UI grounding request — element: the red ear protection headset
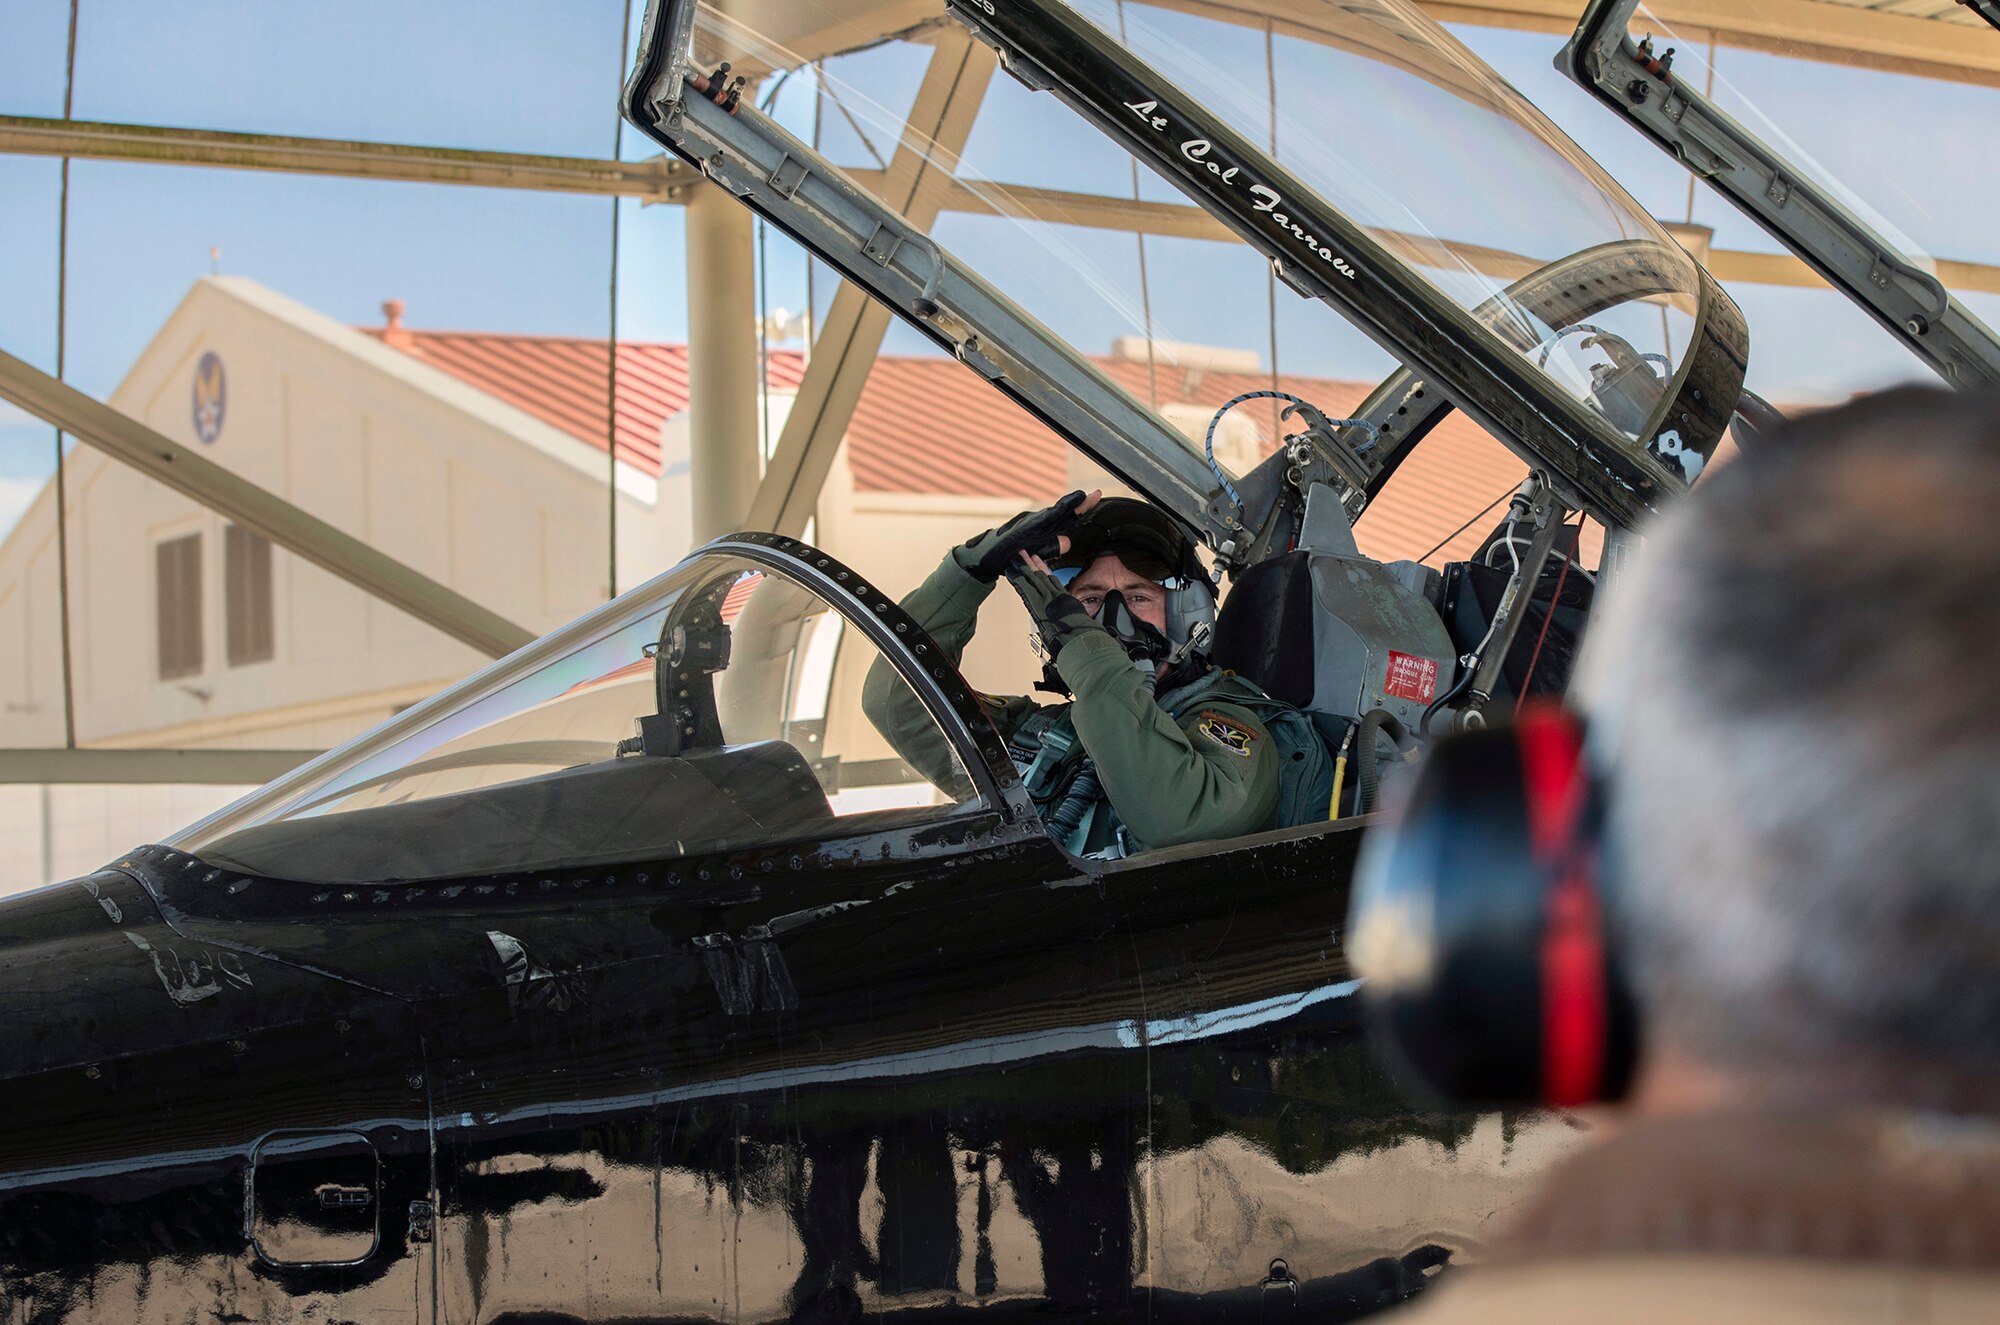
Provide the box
[1346,703,1638,1109]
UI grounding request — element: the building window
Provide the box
[156,533,203,680]
[225,524,275,666]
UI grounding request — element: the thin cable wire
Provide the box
[751,70,796,475]
[807,64,823,368]
[821,80,889,170]
[1516,510,1584,710]
[1133,213,1158,410]
[606,201,621,600]
[53,0,80,750]
[1263,19,1283,449]
[1115,1,1159,410]
[605,0,634,600]
[1416,486,1513,564]
[756,216,772,467]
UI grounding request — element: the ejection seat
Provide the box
[1210,485,1457,816]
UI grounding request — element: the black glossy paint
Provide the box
[0,539,1579,1323]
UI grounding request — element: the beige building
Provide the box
[0,276,1526,893]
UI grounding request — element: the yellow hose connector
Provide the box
[1329,724,1356,820]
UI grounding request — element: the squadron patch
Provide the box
[1195,710,1256,757]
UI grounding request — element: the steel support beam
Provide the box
[7,104,1994,291]
[1,7,1991,179]
[916,175,2000,296]
[686,185,765,542]
[0,348,535,658]
[0,747,318,785]
[689,0,943,75]
[0,114,693,200]
[1135,0,1998,91]
[923,174,1547,275]
[743,32,997,538]
[1419,0,2000,87]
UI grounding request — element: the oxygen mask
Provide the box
[1096,589,1172,673]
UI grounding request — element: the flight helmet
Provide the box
[1053,498,1217,664]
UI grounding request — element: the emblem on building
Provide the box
[192,351,226,444]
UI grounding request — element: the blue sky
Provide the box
[2,0,1987,530]
[0,0,650,517]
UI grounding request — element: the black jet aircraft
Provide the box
[7,0,1985,1321]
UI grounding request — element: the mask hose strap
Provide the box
[1165,620,1212,669]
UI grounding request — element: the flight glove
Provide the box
[1006,561,1102,660]
[952,490,1090,584]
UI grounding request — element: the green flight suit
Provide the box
[862,556,1280,855]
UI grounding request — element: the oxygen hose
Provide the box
[1354,708,1414,815]
[1045,760,1103,841]
[1420,667,1478,737]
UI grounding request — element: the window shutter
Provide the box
[156,534,203,680]
[226,524,275,666]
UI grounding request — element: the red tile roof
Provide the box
[359,329,807,475]
[843,351,1070,501]
[363,323,1541,566]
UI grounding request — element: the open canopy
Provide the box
[629,0,1746,534]
[1059,0,1705,440]
[1562,0,2000,391]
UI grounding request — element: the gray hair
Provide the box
[1582,387,2000,1090]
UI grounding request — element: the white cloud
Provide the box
[0,475,43,538]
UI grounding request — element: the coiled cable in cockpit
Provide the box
[1200,390,1381,517]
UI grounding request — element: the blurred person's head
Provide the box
[1580,385,2000,1113]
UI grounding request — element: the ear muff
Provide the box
[1347,704,1637,1109]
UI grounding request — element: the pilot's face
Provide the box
[1069,554,1169,635]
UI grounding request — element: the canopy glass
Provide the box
[1058,0,1704,446]
[169,549,977,880]
[669,0,1735,514]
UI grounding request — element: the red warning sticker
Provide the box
[1384,651,1439,704]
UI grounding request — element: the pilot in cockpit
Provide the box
[863,492,1300,859]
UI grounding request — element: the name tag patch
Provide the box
[1196,711,1255,757]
